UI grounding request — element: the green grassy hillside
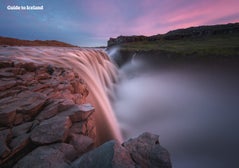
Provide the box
[119,33,239,56]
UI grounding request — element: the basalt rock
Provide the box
[71,140,135,168]
[71,132,172,168]
[123,132,172,168]
[0,58,95,167]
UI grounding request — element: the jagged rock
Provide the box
[0,129,12,158]
[30,116,72,144]
[13,143,77,168]
[59,104,94,122]
[69,134,93,154]
[0,91,47,126]
[71,140,135,168]
[15,91,47,119]
[69,116,95,140]
[35,99,61,121]
[122,132,172,168]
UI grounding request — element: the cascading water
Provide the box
[0,46,122,145]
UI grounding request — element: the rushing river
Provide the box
[113,54,239,168]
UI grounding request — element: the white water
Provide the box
[113,57,239,168]
[0,46,122,145]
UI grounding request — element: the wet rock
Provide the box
[71,140,135,168]
[30,116,72,144]
[59,104,94,122]
[13,143,77,168]
[123,132,172,168]
[69,134,93,154]
[0,129,12,158]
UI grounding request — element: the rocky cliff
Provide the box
[0,52,171,167]
[107,22,239,46]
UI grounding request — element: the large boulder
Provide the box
[122,132,172,168]
[71,140,135,168]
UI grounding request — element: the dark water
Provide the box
[113,56,239,168]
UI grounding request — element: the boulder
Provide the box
[13,143,77,168]
[122,132,172,168]
[30,116,72,144]
[71,140,135,168]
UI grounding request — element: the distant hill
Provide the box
[107,22,239,67]
[107,22,239,46]
[0,36,75,47]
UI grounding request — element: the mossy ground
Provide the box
[119,33,239,56]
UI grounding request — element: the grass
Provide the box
[119,33,239,56]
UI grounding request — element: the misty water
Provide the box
[113,56,239,168]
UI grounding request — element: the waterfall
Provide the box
[0,46,122,145]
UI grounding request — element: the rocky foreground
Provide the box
[0,57,171,167]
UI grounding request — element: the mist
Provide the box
[113,56,239,168]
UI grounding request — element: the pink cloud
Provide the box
[75,0,239,40]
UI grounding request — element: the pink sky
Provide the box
[1,0,238,46]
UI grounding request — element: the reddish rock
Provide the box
[71,140,135,168]
[70,121,87,135]
[13,143,77,168]
[122,132,172,168]
[36,100,61,121]
[30,116,72,144]
[69,134,93,154]
[16,91,47,119]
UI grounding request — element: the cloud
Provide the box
[0,0,238,46]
